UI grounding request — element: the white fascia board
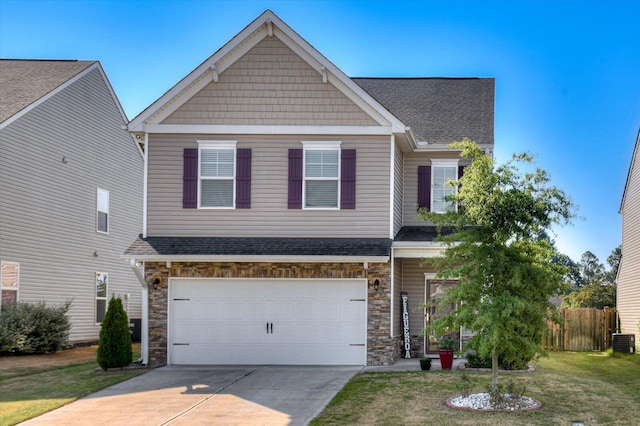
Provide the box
[129,10,409,137]
[128,13,272,132]
[620,128,640,214]
[271,25,406,133]
[122,254,390,263]
[141,124,393,135]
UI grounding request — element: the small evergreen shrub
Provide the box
[97,296,132,370]
[0,301,71,354]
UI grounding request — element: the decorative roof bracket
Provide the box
[209,64,219,82]
[321,65,328,83]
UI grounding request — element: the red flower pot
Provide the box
[438,349,454,370]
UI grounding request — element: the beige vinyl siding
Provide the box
[399,258,436,355]
[0,67,143,342]
[619,141,640,348]
[163,37,378,126]
[147,134,390,238]
[393,142,403,236]
[402,153,470,226]
[403,155,429,226]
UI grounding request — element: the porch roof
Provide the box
[123,235,391,263]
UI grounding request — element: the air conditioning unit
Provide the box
[612,333,636,354]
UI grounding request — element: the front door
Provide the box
[424,279,459,354]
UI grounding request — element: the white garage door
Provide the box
[169,279,367,365]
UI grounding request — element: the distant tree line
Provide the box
[555,246,620,309]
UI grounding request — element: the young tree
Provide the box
[579,251,605,285]
[563,281,616,309]
[605,245,621,285]
[96,296,132,370]
[422,139,575,391]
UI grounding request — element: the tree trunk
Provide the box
[491,348,499,392]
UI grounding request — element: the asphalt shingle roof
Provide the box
[353,77,495,145]
[125,236,392,258]
[0,59,95,123]
[394,226,460,242]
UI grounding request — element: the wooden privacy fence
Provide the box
[542,307,617,352]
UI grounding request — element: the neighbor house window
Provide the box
[96,189,109,233]
[1,262,19,310]
[96,272,108,323]
[198,141,237,208]
[303,142,341,209]
[431,159,459,213]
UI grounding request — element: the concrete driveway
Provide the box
[22,365,361,426]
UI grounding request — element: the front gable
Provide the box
[162,37,378,127]
[129,10,407,137]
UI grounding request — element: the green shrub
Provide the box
[465,351,530,370]
[97,297,132,370]
[0,301,71,354]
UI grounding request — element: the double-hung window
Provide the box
[96,272,108,323]
[198,141,236,208]
[303,142,340,209]
[1,261,19,310]
[431,159,459,213]
[96,189,109,233]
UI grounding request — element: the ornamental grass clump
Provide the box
[97,297,132,370]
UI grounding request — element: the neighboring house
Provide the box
[618,128,640,351]
[124,10,494,366]
[0,59,144,342]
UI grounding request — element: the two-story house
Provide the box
[618,128,640,352]
[124,10,494,366]
[0,59,144,343]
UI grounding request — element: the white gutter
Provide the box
[122,254,390,263]
[129,259,149,365]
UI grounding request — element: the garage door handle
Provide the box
[266,322,273,334]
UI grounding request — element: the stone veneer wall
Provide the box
[144,261,398,366]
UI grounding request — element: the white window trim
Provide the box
[95,272,108,324]
[301,141,342,210]
[0,261,20,311]
[197,140,237,209]
[430,159,459,214]
[96,188,109,234]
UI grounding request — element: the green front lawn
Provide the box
[312,351,640,425]
[0,353,147,425]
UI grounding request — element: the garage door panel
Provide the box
[169,279,367,365]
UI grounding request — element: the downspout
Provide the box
[142,133,149,238]
[130,259,149,365]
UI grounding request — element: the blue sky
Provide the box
[2,0,638,265]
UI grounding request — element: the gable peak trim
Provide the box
[128,10,409,135]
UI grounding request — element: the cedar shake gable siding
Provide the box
[163,37,378,127]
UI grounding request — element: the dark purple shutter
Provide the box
[417,165,431,211]
[457,165,466,212]
[288,149,303,209]
[458,165,466,180]
[183,148,198,208]
[236,149,251,208]
[341,149,356,209]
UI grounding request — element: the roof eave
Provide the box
[121,254,390,263]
